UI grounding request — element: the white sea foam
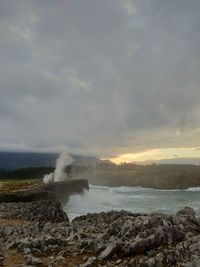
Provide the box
[111,186,150,193]
[186,187,200,192]
[65,184,200,220]
[90,185,111,190]
[91,184,200,192]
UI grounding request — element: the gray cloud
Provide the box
[0,0,200,156]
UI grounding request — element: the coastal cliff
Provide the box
[92,164,200,189]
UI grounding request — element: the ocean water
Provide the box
[64,185,200,221]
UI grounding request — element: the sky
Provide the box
[0,0,200,162]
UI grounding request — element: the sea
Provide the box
[64,184,200,221]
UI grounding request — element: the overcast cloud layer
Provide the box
[0,0,200,156]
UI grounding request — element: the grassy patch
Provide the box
[0,179,41,192]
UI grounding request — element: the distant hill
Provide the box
[0,151,100,169]
[134,158,200,165]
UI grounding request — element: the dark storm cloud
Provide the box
[0,0,200,156]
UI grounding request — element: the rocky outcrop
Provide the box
[72,207,200,266]
[0,179,89,204]
[0,186,67,222]
[0,188,59,205]
[0,200,68,222]
[42,179,89,204]
[1,203,200,266]
[0,179,89,223]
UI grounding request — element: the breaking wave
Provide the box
[65,184,200,221]
[186,187,200,192]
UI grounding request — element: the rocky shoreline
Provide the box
[1,184,200,266]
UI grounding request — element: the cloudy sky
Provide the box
[0,0,200,162]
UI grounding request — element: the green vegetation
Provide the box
[0,179,41,192]
[0,167,54,180]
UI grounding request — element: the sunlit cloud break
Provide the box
[109,147,200,164]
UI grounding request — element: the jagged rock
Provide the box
[1,206,200,267]
[3,226,14,236]
[23,248,31,255]
[99,242,120,261]
[0,201,68,222]
[0,255,4,265]
[31,248,42,257]
[177,207,196,218]
[72,207,200,266]
[79,256,97,267]
[53,255,65,263]
[25,255,42,266]
[186,259,200,267]
[143,257,156,267]
[0,180,88,204]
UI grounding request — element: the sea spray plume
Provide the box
[43,173,54,183]
[54,152,74,182]
[43,152,74,183]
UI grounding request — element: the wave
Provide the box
[89,185,111,190]
[90,184,200,192]
[155,189,182,192]
[186,187,200,192]
[111,186,151,193]
[66,184,200,220]
[89,185,152,193]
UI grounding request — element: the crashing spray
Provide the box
[43,152,74,183]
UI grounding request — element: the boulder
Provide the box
[177,207,196,217]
